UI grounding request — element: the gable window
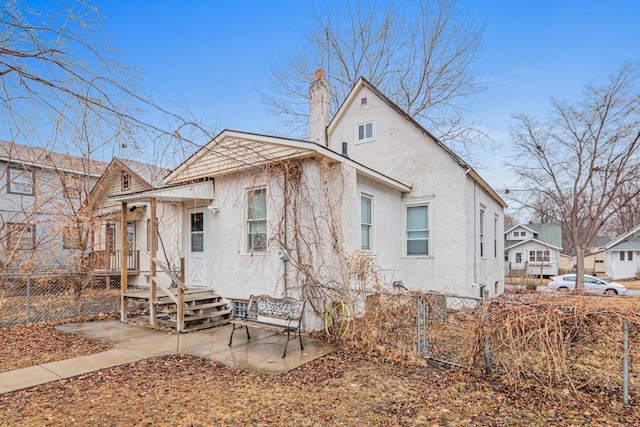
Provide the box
[247,188,267,252]
[6,223,36,250]
[121,172,130,191]
[356,121,374,143]
[7,167,34,195]
[406,204,429,256]
[479,208,485,257]
[361,194,373,251]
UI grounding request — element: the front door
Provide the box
[514,252,524,269]
[186,208,207,287]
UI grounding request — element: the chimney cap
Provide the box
[314,69,325,81]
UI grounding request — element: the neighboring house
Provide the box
[604,224,640,280]
[558,253,574,274]
[582,248,606,277]
[111,71,506,331]
[0,140,106,271]
[504,223,563,277]
[86,158,176,285]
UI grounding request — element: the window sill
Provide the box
[402,255,433,260]
[355,138,375,145]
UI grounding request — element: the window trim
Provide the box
[121,172,131,191]
[404,202,430,257]
[246,187,267,253]
[6,222,36,250]
[479,208,485,258]
[355,120,375,144]
[360,192,373,252]
[7,167,35,196]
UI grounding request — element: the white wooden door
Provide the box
[186,208,207,287]
[514,252,524,269]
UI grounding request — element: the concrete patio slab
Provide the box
[0,319,335,394]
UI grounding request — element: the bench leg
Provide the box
[282,328,290,358]
[229,324,251,346]
[298,329,304,351]
[228,325,235,346]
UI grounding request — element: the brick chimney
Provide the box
[309,69,330,146]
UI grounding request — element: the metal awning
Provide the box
[108,180,215,203]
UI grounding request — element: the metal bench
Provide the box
[228,294,305,358]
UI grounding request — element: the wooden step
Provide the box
[155,292,221,304]
[181,318,230,332]
[158,301,227,314]
[184,309,232,322]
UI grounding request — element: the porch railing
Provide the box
[90,250,140,271]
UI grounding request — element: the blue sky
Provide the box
[98,0,640,189]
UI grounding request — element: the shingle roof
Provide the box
[608,237,640,251]
[117,158,170,188]
[0,140,107,176]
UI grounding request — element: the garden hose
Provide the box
[324,298,351,337]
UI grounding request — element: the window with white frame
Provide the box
[360,194,373,251]
[6,223,36,250]
[620,251,634,261]
[121,172,130,191]
[493,216,498,258]
[479,208,485,257]
[247,188,267,252]
[356,121,374,143]
[529,250,550,262]
[406,204,429,256]
[7,167,34,195]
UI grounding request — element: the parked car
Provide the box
[547,274,628,295]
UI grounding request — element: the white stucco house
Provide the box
[111,71,506,330]
[504,223,563,277]
[604,224,640,280]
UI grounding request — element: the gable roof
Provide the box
[326,77,507,208]
[505,223,562,248]
[605,224,640,250]
[0,140,106,177]
[164,130,411,193]
[504,238,563,251]
[88,157,170,207]
[608,237,640,251]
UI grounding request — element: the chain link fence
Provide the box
[307,285,485,367]
[0,271,137,326]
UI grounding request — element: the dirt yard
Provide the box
[1,317,640,426]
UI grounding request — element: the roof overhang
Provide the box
[108,180,215,203]
[166,130,412,194]
[505,238,563,251]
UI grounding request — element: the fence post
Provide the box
[623,318,629,408]
[25,274,31,324]
[483,293,492,374]
[416,297,422,359]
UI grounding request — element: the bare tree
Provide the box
[508,64,640,289]
[260,0,485,149]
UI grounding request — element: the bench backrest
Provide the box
[247,294,305,321]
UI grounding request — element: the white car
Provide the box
[547,274,628,295]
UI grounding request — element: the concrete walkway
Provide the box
[0,320,334,394]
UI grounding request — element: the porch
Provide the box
[90,250,141,271]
